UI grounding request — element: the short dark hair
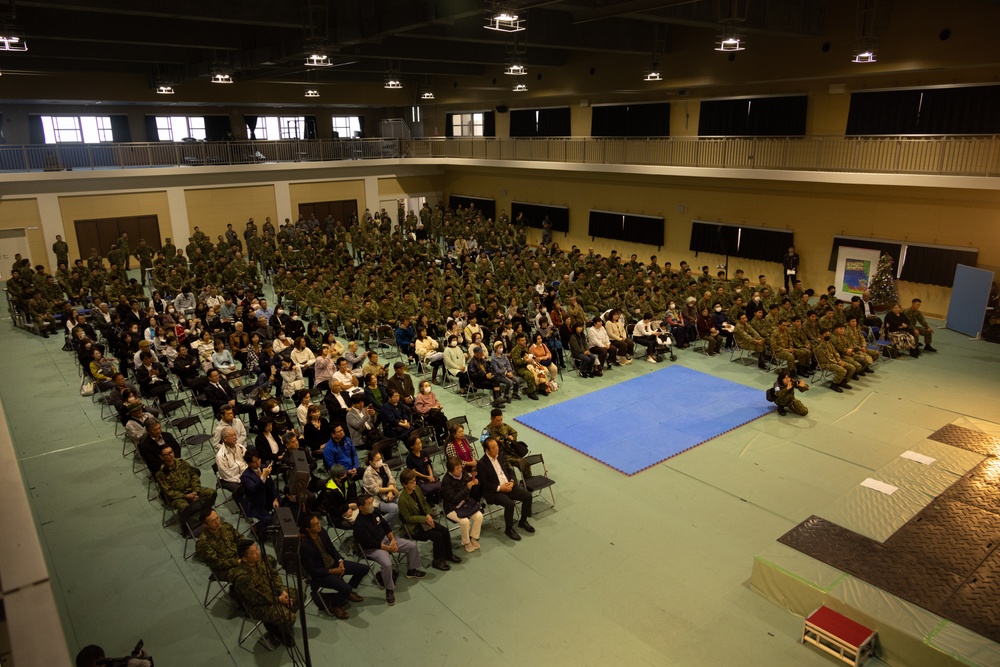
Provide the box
[237,540,255,558]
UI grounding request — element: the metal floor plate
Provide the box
[778,423,1000,643]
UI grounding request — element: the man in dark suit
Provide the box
[386,361,416,412]
[477,437,534,541]
[205,368,259,430]
[138,420,180,475]
[323,379,352,430]
[782,246,800,290]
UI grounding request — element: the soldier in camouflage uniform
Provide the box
[814,329,853,392]
[830,322,867,378]
[195,508,243,581]
[155,444,216,510]
[27,291,56,337]
[903,298,936,352]
[232,540,297,646]
[769,318,811,376]
[134,239,154,286]
[508,333,540,400]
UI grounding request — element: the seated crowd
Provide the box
[34,202,938,651]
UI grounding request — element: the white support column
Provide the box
[34,194,64,270]
[274,181,292,224]
[363,175,379,217]
[164,187,190,246]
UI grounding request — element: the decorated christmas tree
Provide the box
[869,253,899,309]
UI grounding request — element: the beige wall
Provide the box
[57,191,172,264]
[288,180,367,218]
[0,198,48,271]
[183,185,277,246]
[377,175,441,197]
[441,166,998,317]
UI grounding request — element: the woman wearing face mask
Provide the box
[414,379,449,443]
[442,335,469,391]
[696,307,724,356]
[711,302,735,349]
[260,397,293,436]
[255,416,286,466]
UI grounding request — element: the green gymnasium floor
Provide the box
[4,302,998,666]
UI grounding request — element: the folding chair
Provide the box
[212,462,236,511]
[233,589,277,652]
[522,453,556,511]
[171,414,213,463]
[410,426,442,461]
[729,339,758,366]
[180,502,207,561]
[203,571,230,609]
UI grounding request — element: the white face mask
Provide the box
[715,306,723,312]
[422,386,432,394]
[276,309,283,315]
[735,288,742,293]
[291,315,299,321]
[270,406,280,414]
[449,341,458,347]
[669,303,675,309]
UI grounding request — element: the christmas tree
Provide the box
[869,253,898,309]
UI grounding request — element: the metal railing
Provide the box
[2,135,998,177]
[405,135,1000,177]
[0,138,401,172]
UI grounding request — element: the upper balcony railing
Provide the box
[1,135,999,178]
[406,135,1000,177]
[0,138,401,173]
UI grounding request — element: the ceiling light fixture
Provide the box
[156,86,175,95]
[504,62,527,76]
[513,83,527,92]
[851,45,877,63]
[486,5,524,32]
[421,90,435,100]
[0,34,27,52]
[305,89,320,98]
[304,53,332,67]
[715,23,745,52]
[211,73,233,84]
[384,77,402,89]
[852,0,881,64]
[644,69,662,82]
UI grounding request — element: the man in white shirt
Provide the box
[213,405,247,448]
[215,427,248,492]
[586,318,618,368]
[332,357,359,388]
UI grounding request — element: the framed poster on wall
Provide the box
[834,246,882,302]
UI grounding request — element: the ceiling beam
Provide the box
[16,0,304,28]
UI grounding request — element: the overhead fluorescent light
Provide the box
[0,34,27,52]
[211,73,233,84]
[384,78,402,89]
[504,63,527,76]
[156,86,175,95]
[513,83,527,92]
[304,54,332,67]
[421,90,435,100]
[486,8,525,32]
[305,89,320,98]
[715,23,745,52]
[715,35,744,52]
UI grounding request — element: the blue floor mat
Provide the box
[515,365,774,475]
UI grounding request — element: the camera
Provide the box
[98,640,153,667]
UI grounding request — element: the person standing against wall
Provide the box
[782,246,800,290]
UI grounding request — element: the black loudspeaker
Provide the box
[288,449,310,498]
[274,506,300,562]
[495,104,509,113]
